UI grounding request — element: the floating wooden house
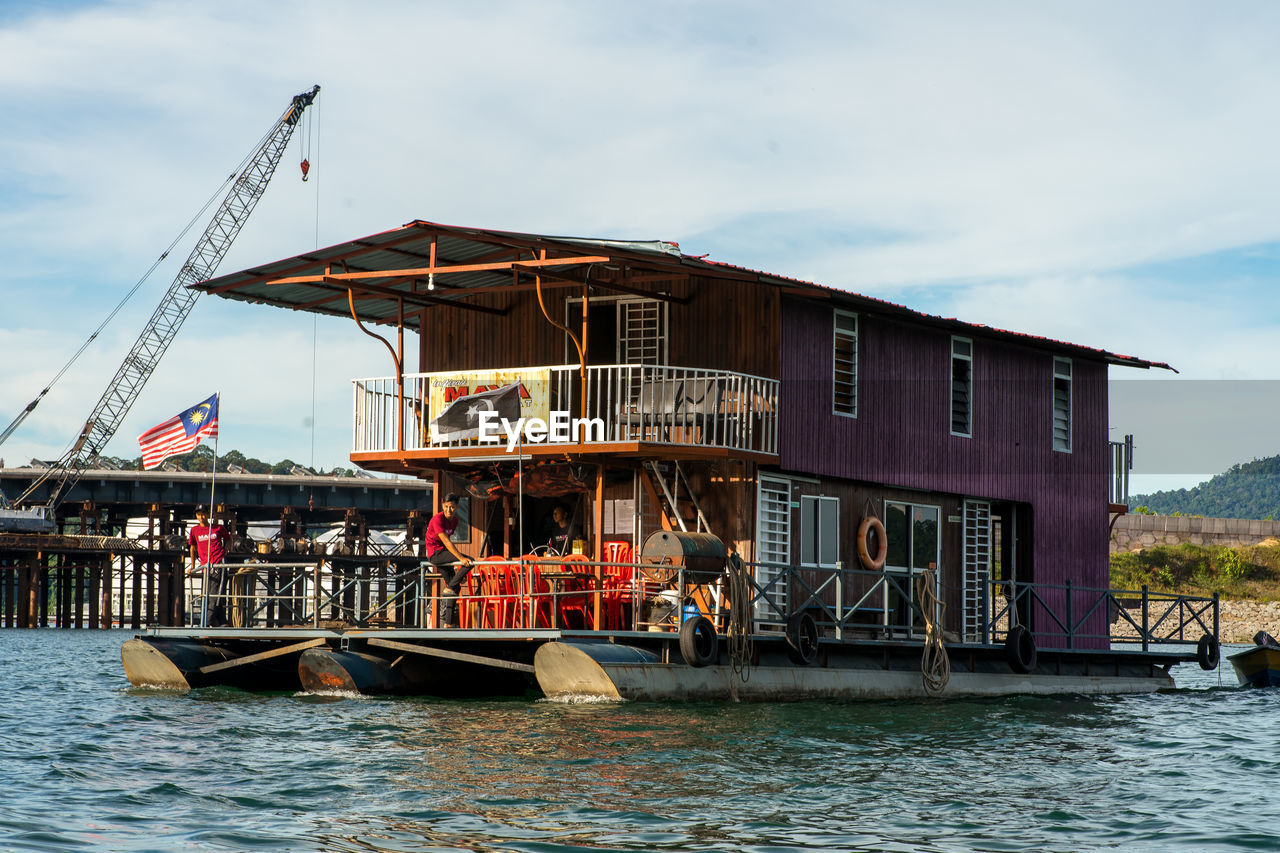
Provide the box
[121,220,1220,700]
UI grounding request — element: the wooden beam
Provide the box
[198,638,326,675]
[513,265,690,304]
[317,277,511,316]
[203,229,434,294]
[269,254,612,286]
[366,637,536,673]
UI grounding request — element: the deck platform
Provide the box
[122,624,1197,701]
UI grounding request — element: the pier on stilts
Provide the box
[0,465,430,631]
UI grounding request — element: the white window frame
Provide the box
[832,310,858,418]
[564,295,669,365]
[884,500,943,630]
[951,336,973,438]
[1052,357,1072,453]
[799,495,840,569]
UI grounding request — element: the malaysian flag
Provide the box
[138,393,219,470]
[430,382,523,442]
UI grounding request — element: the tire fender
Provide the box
[786,612,820,666]
[679,615,718,667]
[1196,634,1220,671]
[1005,625,1037,674]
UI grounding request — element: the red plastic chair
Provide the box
[603,541,632,563]
[478,560,515,629]
[455,569,481,629]
[520,556,554,629]
[558,553,595,629]
[602,542,634,630]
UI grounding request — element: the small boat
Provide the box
[1228,631,1280,688]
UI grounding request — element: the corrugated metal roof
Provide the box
[194,219,1173,371]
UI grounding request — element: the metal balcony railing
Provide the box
[352,364,779,457]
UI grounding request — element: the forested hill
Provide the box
[1130,455,1280,519]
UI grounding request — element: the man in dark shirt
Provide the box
[422,493,473,628]
[544,503,579,556]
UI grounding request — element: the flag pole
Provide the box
[207,393,221,626]
[208,393,220,519]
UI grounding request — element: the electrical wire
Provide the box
[308,95,321,469]
[1,113,282,459]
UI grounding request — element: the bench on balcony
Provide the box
[620,376,722,443]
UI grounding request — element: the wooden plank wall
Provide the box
[778,297,1112,644]
[670,276,780,378]
[415,274,781,380]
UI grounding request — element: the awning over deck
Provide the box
[193,218,1173,372]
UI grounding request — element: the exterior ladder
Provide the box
[641,460,708,534]
[962,499,992,642]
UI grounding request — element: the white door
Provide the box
[755,476,791,623]
[962,499,992,642]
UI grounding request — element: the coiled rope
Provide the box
[917,568,951,695]
[726,552,754,685]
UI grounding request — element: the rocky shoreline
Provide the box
[1110,597,1280,644]
[1210,599,1280,643]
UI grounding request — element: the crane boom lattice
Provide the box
[13,85,320,517]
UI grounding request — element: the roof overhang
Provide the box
[194,220,700,329]
[194,218,1174,371]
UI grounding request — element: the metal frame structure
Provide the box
[11,85,320,517]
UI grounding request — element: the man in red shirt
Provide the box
[189,507,231,626]
[422,493,474,628]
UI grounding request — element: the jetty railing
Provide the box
[186,555,1220,652]
[983,580,1220,650]
[352,364,779,457]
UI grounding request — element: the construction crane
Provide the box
[1,84,320,529]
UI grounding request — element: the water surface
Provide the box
[0,630,1272,852]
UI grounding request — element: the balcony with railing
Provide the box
[352,364,779,465]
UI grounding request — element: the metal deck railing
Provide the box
[352,364,779,457]
[187,556,1219,652]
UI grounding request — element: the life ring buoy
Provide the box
[1005,625,1037,674]
[1196,634,1220,670]
[679,615,718,667]
[857,516,888,570]
[786,611,820,666]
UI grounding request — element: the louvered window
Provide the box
[1052,357,1072,452]
[951,337,972,437]
[833,310,857,416]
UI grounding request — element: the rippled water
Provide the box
[1,630,1275,852]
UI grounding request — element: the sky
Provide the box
[3,0,1280,495]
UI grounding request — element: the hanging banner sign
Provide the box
[427,367,551,443]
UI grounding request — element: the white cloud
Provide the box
[5,1,1280,475]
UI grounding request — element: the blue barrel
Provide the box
[682,604,701,623]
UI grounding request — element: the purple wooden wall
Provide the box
[779,298,1111,600]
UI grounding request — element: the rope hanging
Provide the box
[726,550,754,685]
[917,568,951,695]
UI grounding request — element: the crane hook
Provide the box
[300,158,311,181]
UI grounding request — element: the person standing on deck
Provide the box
[188,508,231,626]
[422,493,474,628]
[544,502,580,556]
